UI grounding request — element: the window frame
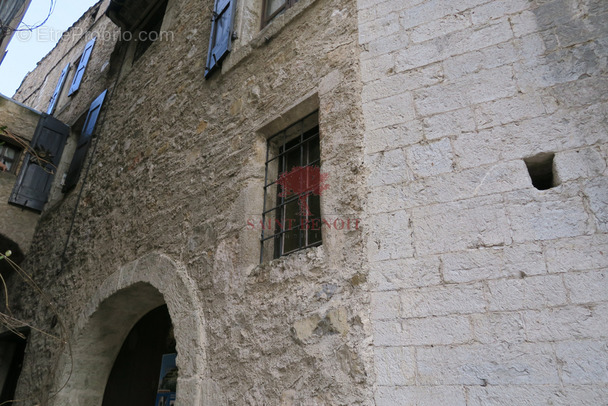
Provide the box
[260,111,322,262]
[261,0,298,28]
[0,139,22,175]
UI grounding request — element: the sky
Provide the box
[0,0,99,97]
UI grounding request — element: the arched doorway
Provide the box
[47,253,225,406]
[101,305,176,406]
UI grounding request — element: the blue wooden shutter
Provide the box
[9,115,69,212]
[47,62,70,115]
[68,37,96,96]
[205,0,236,78]
[63,90,107,192]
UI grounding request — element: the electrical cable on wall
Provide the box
[0,0,55,35]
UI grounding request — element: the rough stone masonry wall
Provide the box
[0,96,41,252]
[14,1,116,118]
[8,0,374,404]
[358,0,607,404]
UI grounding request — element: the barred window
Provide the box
[261,111,322,262]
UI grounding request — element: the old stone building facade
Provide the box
[0,0,606,405]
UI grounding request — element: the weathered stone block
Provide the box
[375,385,467,406]
[503,242,547,277]
[584,176,608,232]
[371,291,401,320]
[359,12,400,44]
[412,196,511,255]
[441,247,505,283]
[362,63,443,102]
[471,311,526,344]
[410,13,472,44]
[369,256,442,291]
[468,385,608,406]
[367,210,415,261]
[470,0,530,25]
[474,93,556,130]
[556,340,608,384]
[402,314,473,345]
[372,319,408,347]
[507,197,593,243]
[363,120,425,155]
[563,270,608,304]
[443,41,518,81]
[373,346,416,386]
[406,138,455,178]
[545,234,608,273]
[415,65,517,117]
[523,304,608,342]
[554,147,606,183]
[487,274,568,311]
[362,91,417,131]
[423,107,476,140]
[416,343,560,385]
[400,283,487,318]
[366,148,412,187]
[510,10,541,37]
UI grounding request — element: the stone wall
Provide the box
[6,0,608,404]
[14,0,116,119]
[9,0,373,405]
[0,95,41,252]
[358,0,608,404]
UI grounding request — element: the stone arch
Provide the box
[48,252,224,406]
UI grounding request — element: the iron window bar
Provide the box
[260,111,321,263]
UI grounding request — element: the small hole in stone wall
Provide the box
[524,152,558,190]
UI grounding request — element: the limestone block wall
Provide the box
[358,0,608,404]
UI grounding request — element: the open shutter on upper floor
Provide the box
[204,0,236,79]
[47,62,70,115]
[9,115,69,212]
[62,90,107,193]
[68,37,96,96]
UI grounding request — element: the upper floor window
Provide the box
[260,111,322,262]
[205,0,236,78]
[0,141,21,174]
[68,37,96,96]
[262,0,298,28]
[133,0,168,62]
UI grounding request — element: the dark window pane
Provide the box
[307,137,320,165]
[134,0,168,62]
[266,0,285,19]
[0,144,19,172]
[307,194,322,245]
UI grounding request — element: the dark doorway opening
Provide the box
[101,305,176,406]
[0,329,29,406]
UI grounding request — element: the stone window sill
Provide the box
[220,0,319,74]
